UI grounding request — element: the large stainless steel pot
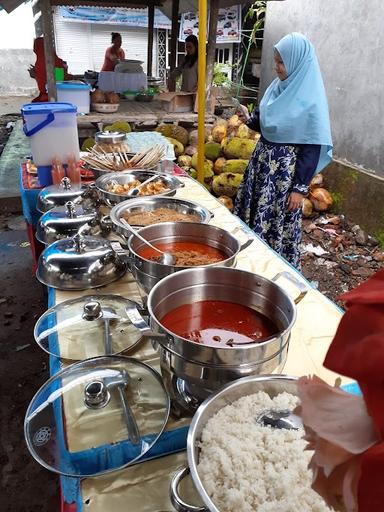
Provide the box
[126,267,308,413]
[170,375,298,512]
[127,222,253,295]
[95,170,184,206]
[110,197,213,232]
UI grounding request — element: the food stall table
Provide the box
[98,71,147,94]
[77,100,216,129]
[44,176,349,511]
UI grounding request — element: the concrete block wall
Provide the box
[260,0,384,177]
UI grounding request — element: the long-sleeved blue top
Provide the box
[247,108,320,194]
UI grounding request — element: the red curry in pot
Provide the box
[138,242,227,266]
[160,300,279,347]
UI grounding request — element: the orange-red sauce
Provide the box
[161,300,278,347]
[138,242,226,266]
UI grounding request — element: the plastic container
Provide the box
[21,103,80,167]
[56,82,91,114]
[54,67,65,82]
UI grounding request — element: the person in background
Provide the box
[28,37,72,103]
[234,33,332,270]
[170,34,198,92]
[101,32,125,72]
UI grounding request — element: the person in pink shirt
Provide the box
[101,32,125,71]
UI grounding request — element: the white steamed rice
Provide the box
[197,391,332,512]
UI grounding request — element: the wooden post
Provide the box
[168,0,179,91]
[147,4,155,77]
[205,0,219,109]
[197,0,207,184]
[40,0,56,101]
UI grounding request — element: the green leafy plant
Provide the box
[245,1,266,43]
[374,230,384,249]
[213,63,233,88]
[247,102,255,113]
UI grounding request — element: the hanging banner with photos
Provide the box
[179,5,241,44]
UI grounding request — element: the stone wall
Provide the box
[324,160,384,240]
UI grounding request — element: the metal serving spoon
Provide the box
[120,217,176,265]
[257,409,303,431]
[127,174,160,197]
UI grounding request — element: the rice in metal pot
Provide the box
[197,391,332,512]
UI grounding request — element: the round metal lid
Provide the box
[95,131,127,144]
[24,356,170,477]
[37,177,87,213]
[36,202,100,245]
[34,295,143,360]
[36,234,127,290]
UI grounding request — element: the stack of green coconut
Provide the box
[156,115,260,209]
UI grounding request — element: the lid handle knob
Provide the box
[82,300,102,320]
[84,381,109,408]
[65,201,77,218]
[61,177,72,190]
[73,232,83,253]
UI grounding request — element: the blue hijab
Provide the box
[259,33,332,173]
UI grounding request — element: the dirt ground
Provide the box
[0,215,59,512]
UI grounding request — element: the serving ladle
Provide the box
[120,217,176,265]
[257,409,303,431]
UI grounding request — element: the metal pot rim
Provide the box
[147,267,298,351]
[127,222,241,270]
[110,197,213,230]
[187,374,299,512]
[95,171,184,204]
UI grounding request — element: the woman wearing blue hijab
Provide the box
[234,33,332,269]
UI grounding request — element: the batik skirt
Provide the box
[233,140,302,269]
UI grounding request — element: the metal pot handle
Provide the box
[99,214,113,233]
[125,303,168,342]
[231,225,254,252]
[272,271,309,305]
[125,302,152,335]
[239,237,253,252]
[110,241,133,270]
[170,466,208,512]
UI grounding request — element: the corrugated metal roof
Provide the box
[0,0,155,13]
[1,0,254,16]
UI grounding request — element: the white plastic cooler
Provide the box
[21,102,80,166]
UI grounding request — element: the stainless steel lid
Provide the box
[95,131,127,144]
[34,295,144,360]
[36,234,127,290]
[37,177,87,213]
[24,356,170,477]
[36,201,106,245]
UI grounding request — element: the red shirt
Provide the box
[101,46,125,71]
